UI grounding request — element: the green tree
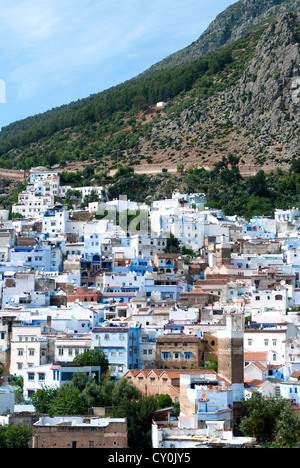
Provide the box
[81,378,105,408]
[73,348,109,375]
[30,386,58,413]
[155,394,173,409]
[111,395,159,448]
[0,423,32,449]
[275,404,300,448]
[110,378,142,406]
[240,393,300,447]
[71,372,90,392]
[48,382,88,417]
[164,233,181,254]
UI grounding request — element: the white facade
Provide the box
[12,192,54,219]
[275,209,300,223]
[150,208,229,250]
[130,235,167,261]
[54,334,91,363]
[152,420,253,448]
[250,288,288,316]
[22,363,101,399]
[42,208,69,235]
[10,324,47,376]
[244,329,288,366]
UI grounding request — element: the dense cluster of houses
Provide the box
[1,166,300,448]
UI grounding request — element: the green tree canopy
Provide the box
[164,233,181,254]
[72,348,109,375]
[30,386,58,413]
[0,423,32,449]
[48,382,88,417]
[110,377,142,406]
[240,392,300,447]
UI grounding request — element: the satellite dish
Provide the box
[280,280,286,286]
[201,393,208,400]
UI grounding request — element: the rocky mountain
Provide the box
[0,0,299,178]
[136,11,300,175]
[143,0,300,73]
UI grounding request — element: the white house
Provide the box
[250,288,289,316]
[10,323,49,376]
[244,380,276,398]
[275,209,300,223]
[130,234,167,261]
[12,192,54,219]
[244,328,290,367]
[280,379,300,405]
[42,206,69,235]
[22,363,101,400]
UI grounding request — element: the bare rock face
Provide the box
[144,0,300,73]
[225,12,300,159]
[138,11,300,170]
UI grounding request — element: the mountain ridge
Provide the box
[141,0,300,74]
[0,0,299,177]
[138,11,300,174]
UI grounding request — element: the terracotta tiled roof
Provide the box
[244,379,267,388]
[244,352,268,361]
[245,361,267,372]
[194,279,228,285]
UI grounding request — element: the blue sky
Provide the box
[0,0,235,129]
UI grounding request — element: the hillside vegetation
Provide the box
[0,28,264,171]
[0,3,300,220]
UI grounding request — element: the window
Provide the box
[264,340,269,346]
[184,352,192,359]
[173,352,181,359]
[162,352,170,359]
[28,373,35,381]
[38,373,45,381]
